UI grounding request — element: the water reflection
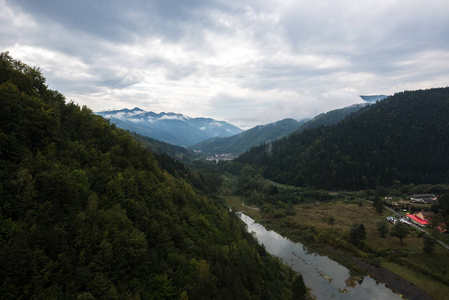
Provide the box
[239,213,401,300]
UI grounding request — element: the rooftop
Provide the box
[407,214,430,225]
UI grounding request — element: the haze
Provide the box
[1,0,448,128]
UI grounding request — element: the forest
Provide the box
[235,87,449,190]
[0,53,305,299]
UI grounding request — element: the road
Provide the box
[384,206,449,251]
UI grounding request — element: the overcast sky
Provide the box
[2,0,449,128]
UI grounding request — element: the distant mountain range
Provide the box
[189,118,307,154]
[190,102,373,155]
[97,96,382,153]
[96,108,243,146]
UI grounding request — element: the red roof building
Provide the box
[438,223,448,234]
[406,214,430,227]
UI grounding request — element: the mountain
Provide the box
[360,95,389,102]
[189,118,306,155]
[190,101,371,155]
[96,108,243,146]
[235,87,449,190]
[293,102,371,134]
[0,53,301,298]
[132,132,190,160]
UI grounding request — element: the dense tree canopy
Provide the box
[236,87,449,190]
[0,52,301,299]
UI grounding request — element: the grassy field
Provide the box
[225,195,262,219]
[287,201,425,250]
[382,262,449,300]
[226,195,449,299]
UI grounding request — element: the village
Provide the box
[192,150,237,163]
[385,193,448,234]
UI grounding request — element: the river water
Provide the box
[239,213,402,300]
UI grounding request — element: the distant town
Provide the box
[193,150,236,163]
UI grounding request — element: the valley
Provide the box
[128,85,449,299]
[3,0,449,298]
[223,179,449,300]
[2,53,449,299]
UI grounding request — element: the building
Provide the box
[406,214,430,227]
[415,211,435,222]
[409,194,437,204]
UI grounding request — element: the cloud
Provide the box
[159,114,186,121]
[2,0,449,129]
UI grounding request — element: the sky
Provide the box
[1,0,449,129]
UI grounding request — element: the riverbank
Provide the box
[277,231,435,300]
[225,196,448,299]
[346,253,433,300]
[239,213,403,300]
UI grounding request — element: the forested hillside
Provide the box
[0,53,301,299]
[292,103,369,135]
[132,132,190,160]
[191,102,370,156]
[189,118,304,155]
[236,88,449,190]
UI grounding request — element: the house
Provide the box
[406,214,430,227]
[409,194,437,204]
[415,211,435,222]
[406,211,434,228]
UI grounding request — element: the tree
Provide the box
[327,216,335,228]
[376,220,389,237]
[348,223,366,247]
[292,274,307,300]
[375,199,384,214]
[390,222,410,245]
[439,193,449,217]
[423,234,436,254]
[0,53,300,299]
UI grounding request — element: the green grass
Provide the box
[224,195,262,221]
[382,261,449,300]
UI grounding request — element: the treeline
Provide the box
[189,118,301,155]
[0,53,302,299]
[235,88,449,190]
[291,102,368,135]
[132,132,190,161]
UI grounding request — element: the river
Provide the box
[239,213,402,300]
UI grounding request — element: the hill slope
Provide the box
[236,88,449,189]
[189,118,305,154]
[293,103,370,134]
[0,52,299,299]
[96,108,243,146]
[191,102,371,155]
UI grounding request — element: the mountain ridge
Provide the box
[96,108,243,146]
[190,102,372,155]
[235,87,449,189]
[189,118,306,155]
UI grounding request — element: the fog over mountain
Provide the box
[359,95,389,102]
[96,108,243,146]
